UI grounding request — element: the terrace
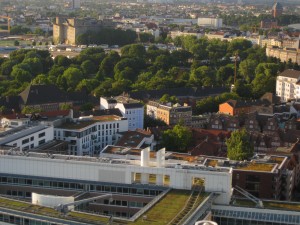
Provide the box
[236,162,276,172]
[57,115,122,130]
[0,190,209,225]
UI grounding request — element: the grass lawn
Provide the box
[0,190,208,225]
[119,190,206,225]
[0,39,32,46]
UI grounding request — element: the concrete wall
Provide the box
[32,192,74,209]
[0,155,232,204]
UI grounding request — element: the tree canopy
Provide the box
[226,128,254,161]
[162,124,192,152]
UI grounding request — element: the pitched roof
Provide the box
[224,99,262,108]
[278,69,300,79]
[19,84,68,105]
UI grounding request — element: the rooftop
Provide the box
[236,162,276,172]
[57,115,123,130]
[233,199,300,212]
[0,190,209,225]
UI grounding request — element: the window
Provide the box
[22,139,29,144]
[30,136,34,141]
[38,139,45,145]
[39,132,45,138]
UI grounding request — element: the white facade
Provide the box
[116,103,144,131]
[0,125,54,151]
[54,117,128,156]
[276,74,300,101]
[32,193,74,210]
[100,97,117,110]
[198,18,223,28]
[100,96,144,131]
[0,149,232,205]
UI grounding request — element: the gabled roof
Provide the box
[19,84,68,105]
[224,99,262,108]
[278,69,300,79]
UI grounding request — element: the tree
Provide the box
[80,103,94,111]
[162,124,192,152]
[14,40,20,46]
[21,106,41,114]
[159,94,178,104]
[121,44,146,59]
[238,59,258,83]
[226,128,254,160]
[81,60,97,75]
[62,67,84,91]
[60,103,72,110]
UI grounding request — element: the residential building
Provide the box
[197,17,222,28]
[19,84,89,112]
[54,115,128,156]
[276,69,300,101]
[100,96,144,131]
[147,101,192,126]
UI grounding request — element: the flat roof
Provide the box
[0,190,209,225]
[233,199,300,212]
[236,162,276,172]
[57,115,122,130]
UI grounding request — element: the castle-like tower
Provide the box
[272,2,283,18]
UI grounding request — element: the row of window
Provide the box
[0,176,163,196]
[21,132,45,145]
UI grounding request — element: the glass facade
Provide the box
[212,209,300,225]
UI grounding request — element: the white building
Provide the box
[198,17,223,28]
[0,147,232,205]
[100,96,144,131]
[276,69,300,102]
[0,124,54,151]
[54,115,128,156]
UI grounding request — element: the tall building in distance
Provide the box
[272,2,283,18]
[72,0,80,9]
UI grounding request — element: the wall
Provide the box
[0,155,232,205]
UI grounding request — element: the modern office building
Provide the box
[54,115,128,156]
[0,123,53,151]
[0,145,299,225]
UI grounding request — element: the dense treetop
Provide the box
[0,35,299,114]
